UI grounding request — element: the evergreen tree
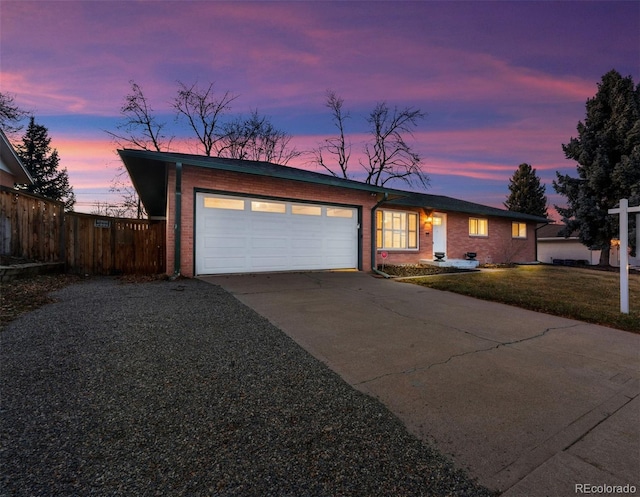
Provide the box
[16,117,75,210]
[553,70,640,265]
[504,163,548,217]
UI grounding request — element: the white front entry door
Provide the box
[432,213,447,256]
[195,193,359,275]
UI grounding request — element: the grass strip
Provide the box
[405,265,640,333]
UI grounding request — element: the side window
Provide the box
[469,218,488,237]
[512,222,527,238]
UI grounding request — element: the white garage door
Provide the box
[195,193,358,275]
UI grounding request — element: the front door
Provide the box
[432,213,447,257]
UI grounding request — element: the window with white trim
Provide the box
[469,218,488,237]
[512,222,527,238]
[376,210,419,250]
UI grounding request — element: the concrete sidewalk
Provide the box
[201,271,639,496]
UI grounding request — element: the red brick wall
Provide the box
[164,165,537,276]
[446,212,536,264]
[167,165,380,277]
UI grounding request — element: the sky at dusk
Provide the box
[1,0,639,217]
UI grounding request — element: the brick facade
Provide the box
[446,212,536,264]
[164,164,537,277]
[167,165,381,277]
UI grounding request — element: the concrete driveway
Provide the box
[201,271,639,496]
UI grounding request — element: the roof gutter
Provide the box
[371,192,392,278]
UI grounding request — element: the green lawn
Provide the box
[404,265,640,333]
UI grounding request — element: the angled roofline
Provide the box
[0,128,33,185]
[119,148,390,192]
[382,189,549,223]
[117,149,549,223]
[118,149,396,217]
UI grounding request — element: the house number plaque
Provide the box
[94,219,111,229]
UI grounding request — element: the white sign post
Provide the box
[608,199,640,314]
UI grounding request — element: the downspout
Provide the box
[371,192,391,278]
[173,161,182,278]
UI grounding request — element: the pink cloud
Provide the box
[0,72,94,114]
[52,136,120,186]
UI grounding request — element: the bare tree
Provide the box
[109,175,145,218]
[91,201,130,218]
[0,92,29,135]
[362,102,428,188]
[173,81,237,156]
[217,110,301,165]
[314,90,351,178]
[313,93,428,188]
[105,81,171,218]
[106,81,171,152]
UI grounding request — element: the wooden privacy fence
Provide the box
[1,187,166,275]
[0,186,64,262]
[66,213,165,275]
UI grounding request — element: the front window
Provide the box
[469,218,488,237]
[376,210,418,250]
[512,222,527,238]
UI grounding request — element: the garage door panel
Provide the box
[251,257,290,269]
[196,193,358,274]
[251,214,288,227]
[203,236,246,249]
[201,256,247,272]
[326,238,353,249]
[250,237,289,250]
[290,238,323,249]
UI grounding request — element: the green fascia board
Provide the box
[118,149,392,217]
[118,149,549,223]
[121,148,388,191]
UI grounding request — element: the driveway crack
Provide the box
[355,323,581,386]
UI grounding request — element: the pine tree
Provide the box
[504,163,548,217]
[553,70,640,265]
[16,117,75,210]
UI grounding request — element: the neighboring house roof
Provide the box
[537,223,579,240]
[118,149,548,223]
[0,128,33,185]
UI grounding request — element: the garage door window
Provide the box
[204,197,245,210]
[327,208,353,218]
[292,204,322,216]
[251,201,286,213]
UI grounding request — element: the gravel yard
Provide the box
[1,277,493,496]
